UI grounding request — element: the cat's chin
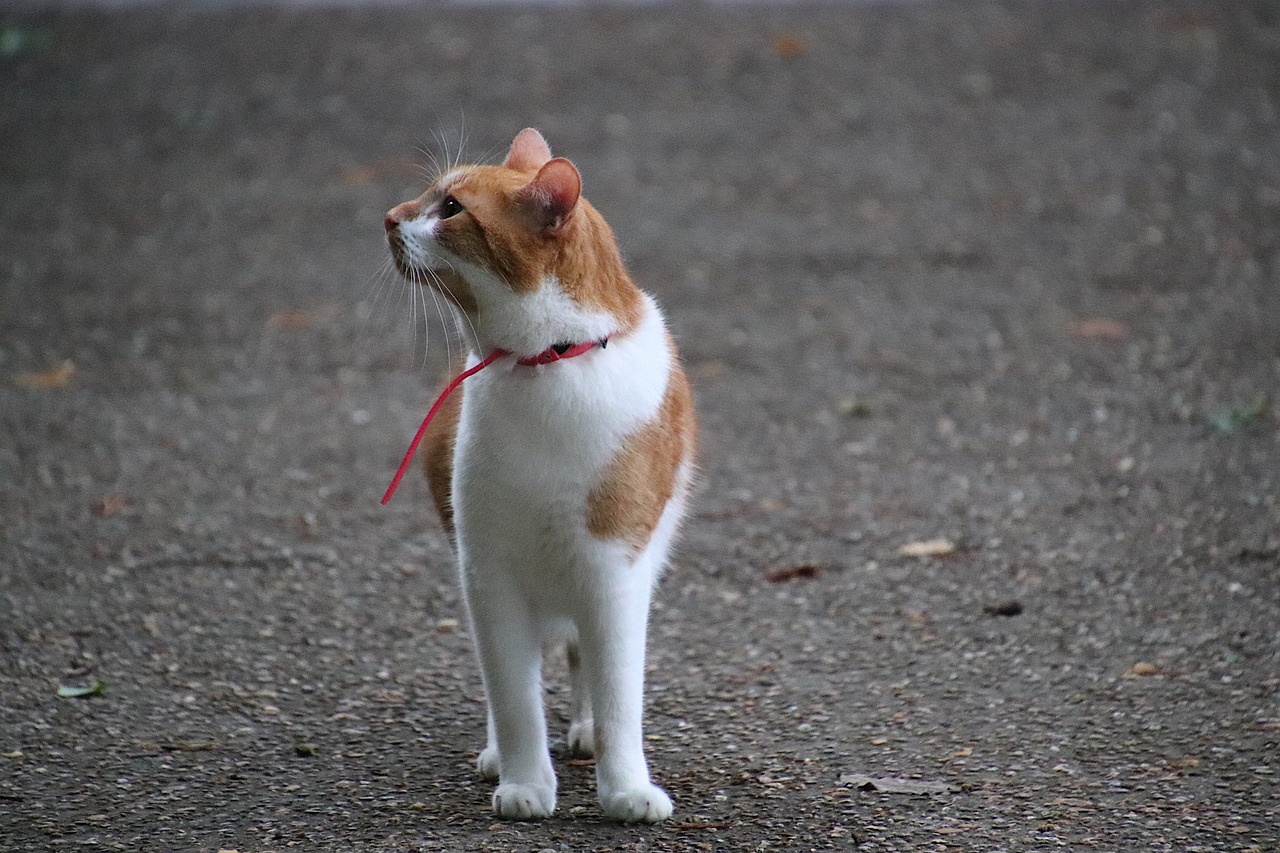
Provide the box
[405,266,478,314]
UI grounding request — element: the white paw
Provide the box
[566,719,595,757]
[477,746,499,781]
[493,782,556,820]
[601,783,673,823]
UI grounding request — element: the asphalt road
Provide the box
[2,1,1278,851]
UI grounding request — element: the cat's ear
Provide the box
[504,128,553,172]
[516,157,581,235]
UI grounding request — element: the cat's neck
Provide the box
[451,200,647,358]
[552,202,646,336]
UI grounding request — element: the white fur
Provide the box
[394,200,690,822]
[452,293,684,822]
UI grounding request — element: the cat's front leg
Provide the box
[578,570,673,823]
[464,577,556,819]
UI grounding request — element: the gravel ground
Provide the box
[2,1,1278,850]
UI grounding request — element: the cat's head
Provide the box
[384,128,641,357]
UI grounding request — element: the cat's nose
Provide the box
[384,201,420,232]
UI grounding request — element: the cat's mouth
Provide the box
[391,253,477,314]
[388,235,448,283]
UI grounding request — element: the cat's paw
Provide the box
[493,782,555,820]
[477,746,500,781]
[601,783,673,823]
[566,719,595,757]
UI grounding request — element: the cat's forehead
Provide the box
[435,165,527,197]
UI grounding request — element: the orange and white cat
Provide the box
[383,128,695,822]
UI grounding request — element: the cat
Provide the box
[382,128,696,823]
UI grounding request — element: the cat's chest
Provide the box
[452,310,671,541]
[457,358,655,494]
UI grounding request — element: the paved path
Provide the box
[2,2,1277,850]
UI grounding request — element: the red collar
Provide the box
[381,337,609,505]
[507,337,607,366]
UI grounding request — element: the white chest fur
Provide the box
[451,292,672,588]
[446,289,686,824]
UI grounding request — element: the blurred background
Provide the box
[1,1,1277,850]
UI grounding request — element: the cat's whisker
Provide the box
[454,122,468,173]
[352,256,399,359]
[410,267,429,369]
[423,273,452,366]
[416,269,435,372]
[420,135,445,181]
[425,272,455,370]
[437,260,482,354]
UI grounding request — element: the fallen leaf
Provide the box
[91,493,130,519]
[57,680,106,698]
[16,359,75,390]
[840,773,957,795]
[766,564,821,583]
[837,396,871,418]
[772,34,808,58]
[899,538,955,558]
[268,304,337,331]
[1128,661,1159,676]
[1067,317,1129,341]
[982,600,1023,617]
[1207,396,1269,434]
[0,25,55,59]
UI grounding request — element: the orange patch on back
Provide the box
[586,355,696,550]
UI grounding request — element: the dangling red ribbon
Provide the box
[380,338,606,505]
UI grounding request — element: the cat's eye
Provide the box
[439,195,464,219]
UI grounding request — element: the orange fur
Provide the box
[395,159,646,335]
[394,131,692,545]
[421,362,465,538]
[587,347,696,550]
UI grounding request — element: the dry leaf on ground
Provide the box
[766,565,821,583]
[16,359,75,390]
[1067,317,1129,341]
[899,538,955,558]
[840,773,957,795]
[91,494,130,519]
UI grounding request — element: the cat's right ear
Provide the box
[504,128,553,172]
[516,158,581,236]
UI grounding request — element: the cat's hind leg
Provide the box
[477,710,499,781]
[566,640,595,758]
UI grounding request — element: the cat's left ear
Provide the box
[504,128,553,172]
[516,157,581,236]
